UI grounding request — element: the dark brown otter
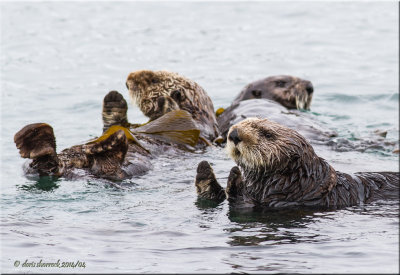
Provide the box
[217,75,320,142]
[126,70,219,141]
[217,76,396,153]
[15,91,201,180]
[232,75,313,110]
[195,118,399,208]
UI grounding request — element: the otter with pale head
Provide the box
[126,70,219,141]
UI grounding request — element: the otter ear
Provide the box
[171,90,185,102]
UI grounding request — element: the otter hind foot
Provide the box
[102,91,129,132]
[14,123,59,176]
[84,130,129,179]
[195,161,226,201]
[14,123,57,159]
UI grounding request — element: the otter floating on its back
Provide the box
[217,75,396,153]
[217,75,322,142]
[126,70,219,141]
[15,70,221,180]
[195,118,399,208]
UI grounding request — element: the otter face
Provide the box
[235,75,314,110]
[126,70,219,140]
[126,70,209,120]
[126,70,183,120]
[226,118,313,173]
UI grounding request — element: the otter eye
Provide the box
[151,78,159,84]
[275,80,286,88]
[171,90,185,102]
[259,129,274,139]
[251,90,262,98]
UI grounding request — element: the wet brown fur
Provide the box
[232,75,313,110]
[15,90,201,180]
[15,123,130,179]
[126,70,219,140]
[217,75,316,142]
[196,118,399,208]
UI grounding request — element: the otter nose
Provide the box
[228,128,241,145]
[305,82,313,95]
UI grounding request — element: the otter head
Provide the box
[126,70,218,140]
[233,75,314,110]
[126,70,183,120]
[226,117,316,174]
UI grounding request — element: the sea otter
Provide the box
[126,70,219,141]
[231,75,313,109]
[195,118,399,208]
[217,75,396,153]
[216,75,329,142]
[15,69,223,180]
[15,91,203,180]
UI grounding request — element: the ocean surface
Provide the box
[1,2,399,273]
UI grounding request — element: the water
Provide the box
[1,2,399,273]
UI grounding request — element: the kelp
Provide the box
[86,110,201,149]
[215,107,225,117]
[133,110,200,147]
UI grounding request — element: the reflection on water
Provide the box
[227,207,329,247]
[18,176,60,192]
[195,197,225,209]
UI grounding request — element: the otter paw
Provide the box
[14,123,57,159]
[195,161,226,201]
[150,96,180,121]
[102,91,129,132]
[84,130,128,161]
[226,166,243,202]
[83,130,129,177]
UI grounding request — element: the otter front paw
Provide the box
[83,130,128,178]
[195,161,226,201]
[102,90,129,132]
[226,166,244,203]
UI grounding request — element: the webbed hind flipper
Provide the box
[14,123,57,159]
[195,161,226,201]
[14,123,59,176]
[102,90,129,133]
